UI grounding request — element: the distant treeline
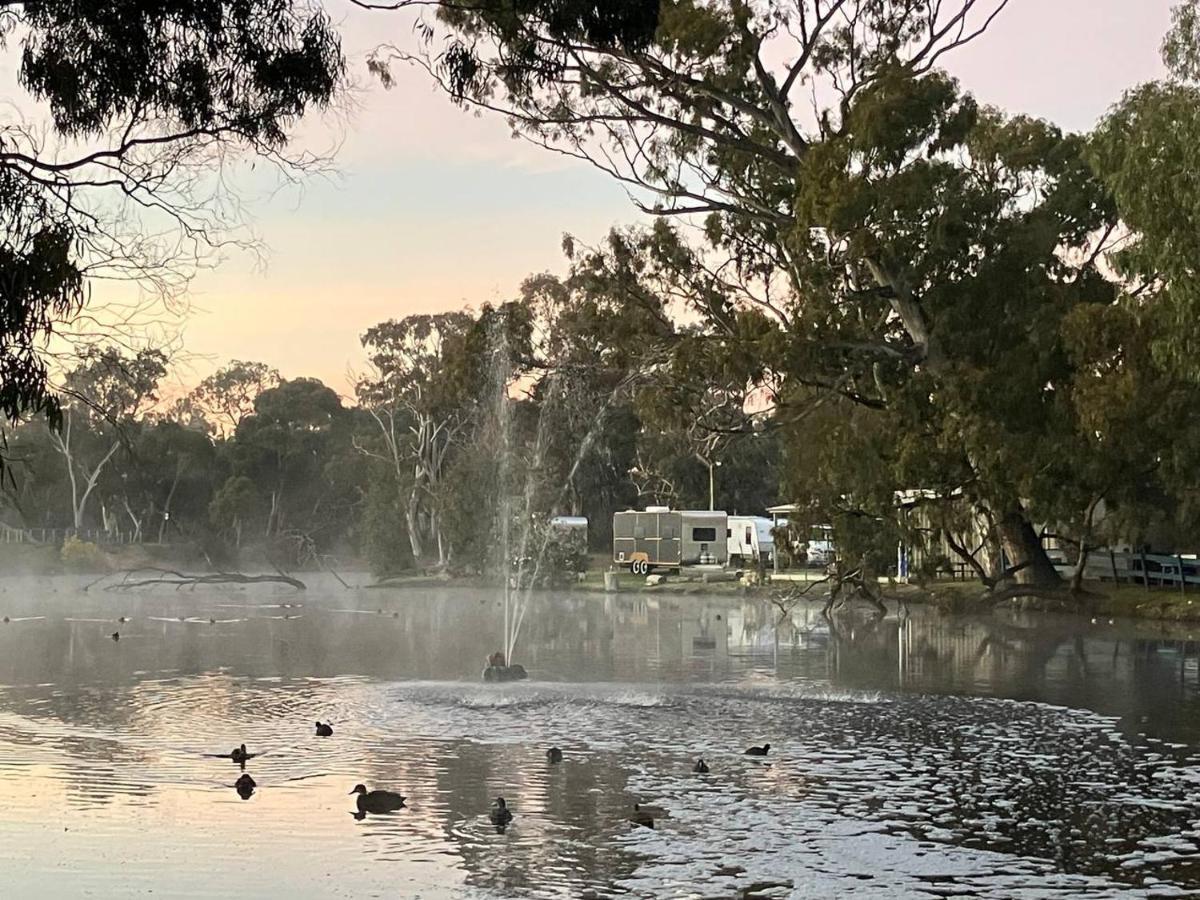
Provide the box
[0,265,781,574]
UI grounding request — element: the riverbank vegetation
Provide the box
[2,2,1200,606]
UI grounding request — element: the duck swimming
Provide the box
[489,797,513,827]
[110,632,119,642]
[630,803,655,829]
[546,747,563,763]
[744,743,770,756]
[229,744,252,764]
[693,758,709,773]
[349,784,406,813]
[315,721,333,737]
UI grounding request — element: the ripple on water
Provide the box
[0,642,1199,895]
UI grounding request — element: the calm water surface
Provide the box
[2,576,1200,898]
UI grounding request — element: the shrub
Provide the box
[60,536,106,571]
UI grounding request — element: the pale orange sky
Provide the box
[128,0,1174,398]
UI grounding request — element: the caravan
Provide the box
[613,508,728,574]
[727,516,775,567]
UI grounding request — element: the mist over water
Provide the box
[1,577,1200,897]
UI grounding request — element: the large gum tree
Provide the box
[363,0,1149,586]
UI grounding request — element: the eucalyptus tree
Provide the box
[230,377,352,544]
[365,0,1192,585]
[0,2,344,428]
[180,361,282,437]
[52,347,167,530]
[355,312,475,563]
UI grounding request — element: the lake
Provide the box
[1,576,1199,898]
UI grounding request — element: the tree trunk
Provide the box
[1070,547,1089,594]
[158,461,183,543]
[997,509,1061,586]
[405,485,424,561]
[434,511,447,568]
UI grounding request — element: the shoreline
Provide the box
[7,539,1200,626]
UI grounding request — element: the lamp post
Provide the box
[708,460,722,510]
[695,450,723,511]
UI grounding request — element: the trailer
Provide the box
[727,515,775,567]
[613,508,728,575]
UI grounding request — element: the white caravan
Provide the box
[727,515,775,567]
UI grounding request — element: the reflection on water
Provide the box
[0,577,1199,897]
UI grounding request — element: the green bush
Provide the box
[60,536,106,571]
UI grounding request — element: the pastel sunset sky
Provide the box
[126,0,1176,397]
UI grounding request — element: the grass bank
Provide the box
[919,579,1200,623]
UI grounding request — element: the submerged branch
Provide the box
[106,567,306,591]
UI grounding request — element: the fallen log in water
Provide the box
[106,568,306,591]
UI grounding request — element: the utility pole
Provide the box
[699,456,722,510]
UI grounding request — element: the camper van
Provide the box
[727,516,775,567]
[613,508,728,574]
[805,524,836,567]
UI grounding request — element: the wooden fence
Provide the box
[0,527,140,546]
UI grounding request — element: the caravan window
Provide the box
[691,527,717,542]
[633,526,646,539]
[745,527,753,545]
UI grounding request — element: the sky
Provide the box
[128,0,1176,398]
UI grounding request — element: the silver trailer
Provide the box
[613,508,728,574]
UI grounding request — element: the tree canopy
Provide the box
[356,0,1200,585]
[0,1,344,426]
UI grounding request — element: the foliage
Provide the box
[178,361,282,436]
[379,0,1200,586]
[208,475,262,548]
[359,475,415,577]
[60,535,105,571]
[0,1,344,428]
[1164,0,1200,80]
[509,516,588,589]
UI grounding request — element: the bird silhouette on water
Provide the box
[630,803,656,829]
[110,632,120,642]
[489,797,513,829]
[228,744,255,764]
[693,759,709,773]
[546,747,563,763]
[235,773,256,799]
[744,743,770,756]
[315,721,333,737]
[350,784,406,814]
